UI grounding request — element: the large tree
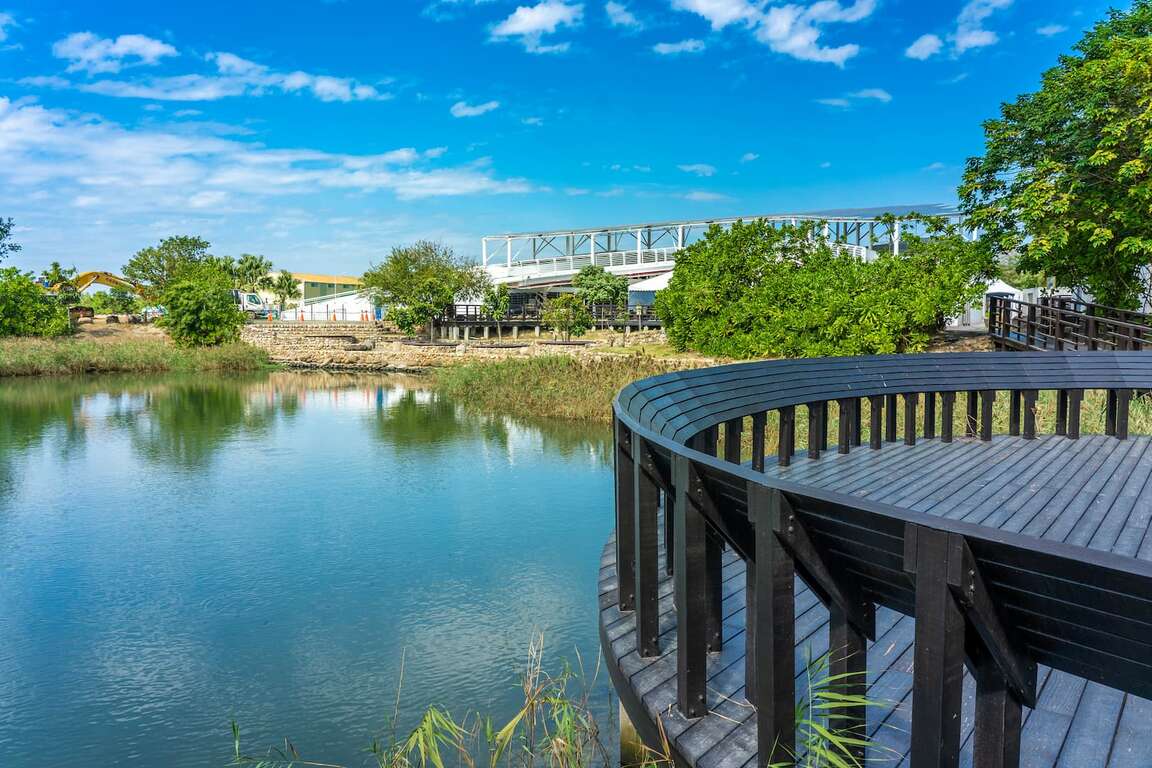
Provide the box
[0,217,20,263]
[123,236,214,300]
[361,241,488,339]
[959,1,1152,308]
[235,254,274,292]
[270,270,300,312]
[572,264,628,308]
[40,262,81,307]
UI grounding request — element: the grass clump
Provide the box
[433,355,698,423]
[0,337,272,377]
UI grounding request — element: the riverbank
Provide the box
[0,337,271,377]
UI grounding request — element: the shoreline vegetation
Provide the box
[0,337,272,377]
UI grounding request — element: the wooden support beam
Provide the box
[1023,390,1038,439]
[615,420,635,612]
[1067,389,1083,440]
[837,398,852,455]
[685,438,724,654]
[830,605,868,765]
[941,392,955,443]
[1009,391,1021,436]
[885,394,898,442]
[980,390,996,442]
[1055,391,1069,436]
[925,392,937,439]
[972,637,1023,768]
[751,412,767,472]
[851,397,863,447]
[673,454,715,719]
[778,406,795,467]
[967,390,979,437]
[904,393,919,446]
[1117,388,1131,440]
[808,401,825,460]
[905,524,966,768]
[724,418,743,464]
[748,485,795,766]
[633,438,660,657]
[869,395,883,450]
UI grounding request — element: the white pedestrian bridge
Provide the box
[481,209,965,290]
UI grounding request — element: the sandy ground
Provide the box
[71,317,170,343]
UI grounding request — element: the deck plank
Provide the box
[600,435,1152,768]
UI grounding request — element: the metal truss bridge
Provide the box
[480,211,966,290]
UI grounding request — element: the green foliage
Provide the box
[0,267,72,338]
[235,254,275,292]
[363,241,489,339]
[269,270,300,311]
[541,293,593,341]
[85,287,141,314]
[39,261,81,307]
[0,338,269,377]
[572,265,628,307]
[482,283,511,320]
[123,235,214,301]
[655,219,988,359]
[158,263,245,347]
[960,1,1152,308]
[0,217,20,263]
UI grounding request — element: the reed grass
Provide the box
[0,338,272,377]
[433,355,699,423]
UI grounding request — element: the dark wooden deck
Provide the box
[600,434,1152,768]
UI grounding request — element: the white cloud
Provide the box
[923,161,946,171]
[53,32,178,74]
[605,1,641,28]
[684,191,727,201]
[522,115,544,126]
[450,99,500,117]
[1036,23,1066,36]
[22,51,390,103]
[740,152,759,163]
[0,12,16,44]
[491,1,583,53]
[678,163,716,177]
[671,0,875,66]
[851,88,891,102]
[817,88,890,108]
[954,0,1012,54]
[0,97,532,210]
[653,38,705,54]
[819,161,832,168]
[905,33,942,60]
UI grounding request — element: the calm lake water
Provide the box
[0,372,615,767]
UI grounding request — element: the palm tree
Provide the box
[270,270,300,313]
[236,254,274,292]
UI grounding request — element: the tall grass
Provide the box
[0,338,272,377]
[433,355,699,423]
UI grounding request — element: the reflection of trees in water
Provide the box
[0,371,610,502]
[369,384,610,464]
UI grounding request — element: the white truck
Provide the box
[232,290,273,320]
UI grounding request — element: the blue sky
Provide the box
[0,0,1116,274]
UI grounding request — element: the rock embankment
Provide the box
[240,321,668,371]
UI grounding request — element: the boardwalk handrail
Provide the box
[988,295,1152,352]
[611,352,1152,767]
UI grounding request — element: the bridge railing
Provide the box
[988,295,1152,351]
[612,353,1152,767]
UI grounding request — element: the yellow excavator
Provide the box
[62,271,142,294]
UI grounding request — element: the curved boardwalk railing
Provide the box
[608,351,1152,768]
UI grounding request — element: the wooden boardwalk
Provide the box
[600,435,1152,768]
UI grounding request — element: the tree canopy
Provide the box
[158,261,245,347]
[959,1,1152,307]
[0,268,71,338]
[654,218,988,358]
[123,236,215,301]
[0,218,20,263]
[234,254,274,292]
[270,270,300,311]
[361,241,488,338]
[541,293,593,341]
[572,265,628,307]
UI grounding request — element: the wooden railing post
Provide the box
[941,392,955,443]
[615,419,636,612]
[751,412,767,472]
[778,406,795,467]
[885,394,898,443]
[1025,304,1038,349]
[837,398,853,454]
[924,392,937,439]
[633,437,660,657]
[747,485,795,767]
[980,390,996,441]
[905,524,966,768]
[672,454,721,719]
[869,395,883,449]
[904,393,919,446]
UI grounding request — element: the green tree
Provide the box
[541,293,593,341]
[269,270,300,312]
[654,218,988,358]
[123,236,213,301]
[572,264,628,308]
[481,283,511,338]
[158,262,245,347]
[362,241,489,340]
[235,254,274,292]
[960,1,1152,308]
[85,288,141,314]
[0,268,72,337]
[39,262,81,307]
[0,217,20,263]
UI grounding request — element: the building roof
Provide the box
[290,272,362,285]
[627,271,673,292]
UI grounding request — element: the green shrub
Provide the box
[654,219,990,359]
[159,268,245,347]
[0,267,72,338]
[541,293,593,341]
